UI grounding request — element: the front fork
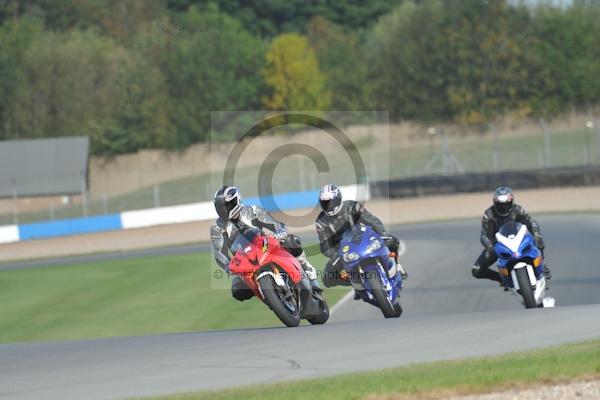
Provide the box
[506,263,549,306]
[352,262,395,302]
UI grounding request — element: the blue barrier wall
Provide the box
[245,189,320,212]
[11,187,332,241]
[14,189,320,241]
[19,214,123,240]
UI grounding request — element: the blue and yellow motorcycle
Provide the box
[338,223,403,318]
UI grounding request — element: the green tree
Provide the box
[157,5,267,148]
[530,3,600,114]
[6,30,123,140]
[0,0,167,41]
[93,51,170,155]
[263,33,331,110]
[368,0,450,121]
[307,16,371,111]
[4,28,169,156]
[368,0,540,124]
[0,17,42,136]
[443,0,536,123]
[167,0,403,37]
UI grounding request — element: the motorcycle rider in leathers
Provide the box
[472,186,552,285]
[210,186,321,301]
[315,184,407,291]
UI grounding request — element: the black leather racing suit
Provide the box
[473,204,545,283]
[210,204,305,301]
[315,200,399,287]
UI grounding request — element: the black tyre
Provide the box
[306,292,330,325]
[258,275,301,327]
[365,270,402,318]
[392,302,403,317]
[515,267,537,309]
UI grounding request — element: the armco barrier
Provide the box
[0,184,367,243]
[370,166,600,199]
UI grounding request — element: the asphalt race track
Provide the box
[331,214,600,320]
[1,214,599,400]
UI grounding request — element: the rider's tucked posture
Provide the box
[210,186,320,301]
[315,184,407,288]
[472,187,552,285]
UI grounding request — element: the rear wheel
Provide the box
[365,270,402,318]
[258,275,301,327]
[515,268,537,309]
[306,291,329,325]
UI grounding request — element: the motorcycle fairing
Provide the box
[494,223,544,288]
[339,224,402,307]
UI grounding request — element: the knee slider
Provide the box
[284,234,303,257]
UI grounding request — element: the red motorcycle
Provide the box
[229,229,329,327]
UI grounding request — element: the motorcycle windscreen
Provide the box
[230,228,262,254]
[498,222,523,238]
[341,223,373,248]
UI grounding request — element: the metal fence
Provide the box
[372,166,600,199]
[1,118,599,226]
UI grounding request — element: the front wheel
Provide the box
[515,267,537,309]
[365,270,402,318]
[258,275,301,327]
[306,292,329,325]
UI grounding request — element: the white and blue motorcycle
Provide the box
[494,222,555,309]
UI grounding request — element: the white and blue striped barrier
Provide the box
[0,184,368,244]
[0,225,19,244]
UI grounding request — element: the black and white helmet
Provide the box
[493,186,514,217]
[319,184,342,216]
[214,186,243,221]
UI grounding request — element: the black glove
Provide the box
[384,235,399,254]
[534,234,545,251]
[274,228,288,241]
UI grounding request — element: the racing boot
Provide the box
[297,252,322,294]
[544,264,552,290]
[390,252,408,280]
[544,265,552,280]
[397,262,408,280]
[471,265,502,283]
[537,241,551,284]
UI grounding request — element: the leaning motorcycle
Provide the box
[338,223,403,318]
[228,228,329,327]
[494,222,554,309]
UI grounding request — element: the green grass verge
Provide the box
[0,252,348,343]
[143,339,600,400]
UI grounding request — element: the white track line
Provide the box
[329,289,355,315]
[330,239,407,315]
